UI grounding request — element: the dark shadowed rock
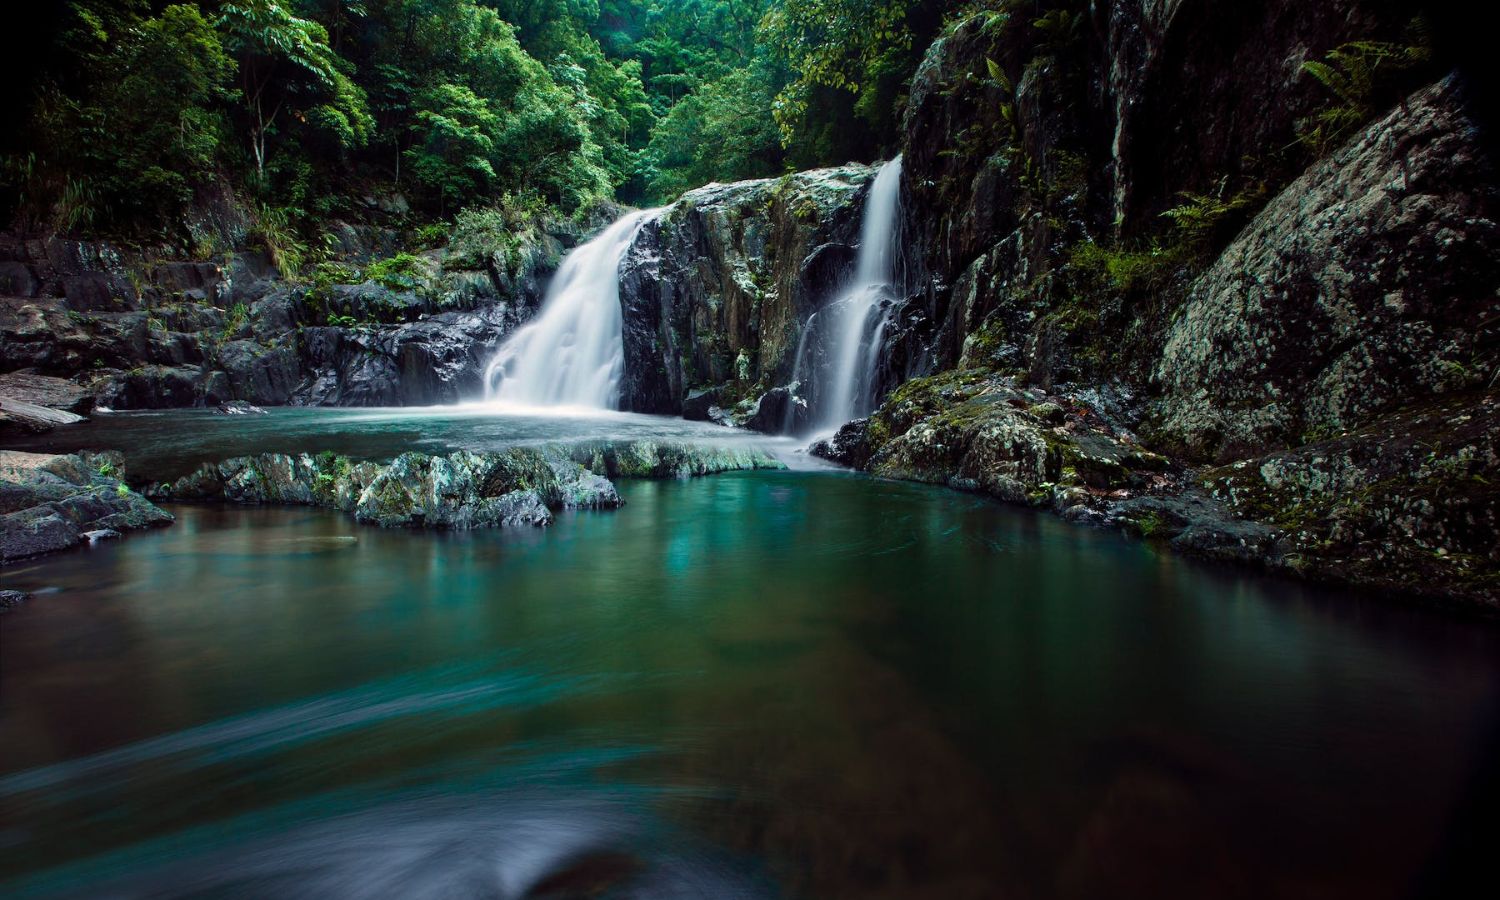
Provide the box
[745,387,807,435]
[682,386,725,422]
[810,419,873,469]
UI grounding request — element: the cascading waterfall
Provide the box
[483,209,658,409]
[791,156,904,435]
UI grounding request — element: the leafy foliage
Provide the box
[2,0,961,234]
[1297,22,1434,156]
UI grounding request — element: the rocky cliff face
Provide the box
[615,166,876,415]
[0,218,573,416]
[891,0,1424,387]
[811,2,1498,608]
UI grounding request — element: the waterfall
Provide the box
[483,209,658,409]
[791,156,904,435]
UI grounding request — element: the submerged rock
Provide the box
[0,589,29,611]
[216,400,266,415]
[0,450,173,563]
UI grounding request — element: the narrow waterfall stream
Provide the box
[482,209,659,409]
[791,156,904,435]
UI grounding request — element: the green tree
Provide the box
[644,63,784,200]
[405,83,499,209]
[217,0,372,181]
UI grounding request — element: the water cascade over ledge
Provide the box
[483,209,660,409]
[790,156,905,435]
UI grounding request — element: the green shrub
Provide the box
[366,253,428,292]
[221,302,249,339]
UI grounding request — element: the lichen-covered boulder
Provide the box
[353,450,560,529]
[1201,390,1500,607]
[863,370,1172,506]
[810,418,874,469]
[1,450,172,563]
[560,440,786,480]
[147,441,781,530]
[1154,77,1500,461]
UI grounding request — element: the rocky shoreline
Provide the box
[812,371,1499,610]
[0,441,785,584]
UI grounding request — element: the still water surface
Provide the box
[2,472,1498,897]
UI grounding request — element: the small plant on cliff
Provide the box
[252,203,308,277]
[366,253,427,292]
[221,302,249,340]
[1297,22,1433,156]
[1069,241,1183,295]
[1160,179,1264,250]
[1030,7,1083,54]
[1133,511,1167,539]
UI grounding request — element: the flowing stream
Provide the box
[482,209,659,409]
[791,156,904,435]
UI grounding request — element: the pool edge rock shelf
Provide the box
[0,450,172,565]
[817,369,1500,612]
[144,441,787,530]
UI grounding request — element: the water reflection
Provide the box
[2,473,1498,898]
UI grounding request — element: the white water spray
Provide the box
[792,156,904,434]
[483,209,658,409]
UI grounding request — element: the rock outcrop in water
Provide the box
[0,450,172,563]
[147,441,785,530]
[615,166,878,415]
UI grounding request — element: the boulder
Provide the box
[863,369,1173,506]
[0,450,173,564]
[810,419,873,469]
[745,387,808,435]
[1154,77,1500,461]
[682,386,725,422]
[616,165,878,414]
